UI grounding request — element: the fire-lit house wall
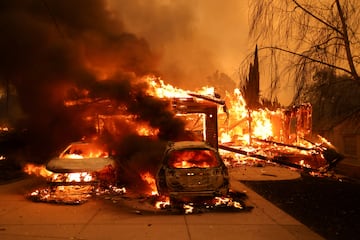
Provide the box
[334,127,359,165]
[320,111,360,166]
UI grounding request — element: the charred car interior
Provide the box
[156,141,229,206]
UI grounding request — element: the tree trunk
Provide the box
[335,0,360,81]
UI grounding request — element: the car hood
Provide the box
[46,157,116,173]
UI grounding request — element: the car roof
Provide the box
[64,141,104,149]
[67,141,93,146]
[167,141,216,151]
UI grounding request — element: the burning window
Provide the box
[167,149,220,168]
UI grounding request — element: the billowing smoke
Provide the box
[0,0,188,180]
[107,0,248,90]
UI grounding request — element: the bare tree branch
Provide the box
[258,46,353,75]
[292,0,342,35]
[335,0,359,80]
[247,0,360,103]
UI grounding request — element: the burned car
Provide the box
[46,141,117,187]
[156,141,229,205]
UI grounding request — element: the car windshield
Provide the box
[167,149,220,168]
[60,143,109,159]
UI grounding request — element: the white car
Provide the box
[46,141,117,185]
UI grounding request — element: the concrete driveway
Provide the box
[0,167,323,240]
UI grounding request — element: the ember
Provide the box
[28,186,94,205]
[154,195,170,209]
[153,195,246,214]
[214,196,243,209]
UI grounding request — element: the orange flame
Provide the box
[51,172,93,183]
[146,76,190,98]
[23,164,93,183]
[155,196,170,209]
[145,75,215,99]
[23,164,53,178]
[140,171,158,195]
[168,149,219,168]
[60,144,108,159]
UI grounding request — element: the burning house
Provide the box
[145,77,342,174]
[20,74,343,206]
[0,1,344,209]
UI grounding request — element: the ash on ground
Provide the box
[100,190,252,215]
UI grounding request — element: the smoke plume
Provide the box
[0,0,186,166]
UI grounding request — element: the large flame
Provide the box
[141,76,332,171]
[146,75,215,99]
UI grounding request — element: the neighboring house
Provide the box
[317,109,360,178]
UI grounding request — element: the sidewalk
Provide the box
[0,167,323,240]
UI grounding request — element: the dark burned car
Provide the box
[156,141,229,205]
[46,141,117,187]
